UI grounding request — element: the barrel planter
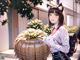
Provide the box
[15,40,50,60]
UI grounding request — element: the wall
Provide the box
[18,8,49,33]
[60,0,73,10]
[77,4,80,26]
[18,9,39,33]
[12,10,18,48]
[18,15,28,33]
[77,4,80,13]
[77,14,80,26]
[60,0,75,11]
[8,9,19,48]
[0,13,9,51]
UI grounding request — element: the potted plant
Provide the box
[15,19,50,60]
[64,25,78,36]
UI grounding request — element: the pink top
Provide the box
[44,26,70,53]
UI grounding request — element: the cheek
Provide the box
[49,16,52,19]
[57,16,59,19]
[55,16,59,21]
[49,16,54,20]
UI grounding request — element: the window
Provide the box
[67,15,73,26]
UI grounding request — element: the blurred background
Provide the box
[0,0,80,60]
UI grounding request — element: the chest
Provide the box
[48,30,62,44]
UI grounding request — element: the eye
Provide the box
[49,13,53,16]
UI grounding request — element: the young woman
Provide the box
[43,3,70,60]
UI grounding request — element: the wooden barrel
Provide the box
[15,40,50,60]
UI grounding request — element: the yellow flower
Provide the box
[16,28,47,41]
[27,19,43,30]
[64,25,78,33]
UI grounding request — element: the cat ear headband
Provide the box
[47,1,64,12]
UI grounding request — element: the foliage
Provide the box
[0,0,9,15]
[0,0,43,19]
[16,19,51,41]
[12,0,43,19]
[27,19,43,30]
[16,28,47,41]
[27,19,51,35]
[43,24,51,35]
[64,25,78,33]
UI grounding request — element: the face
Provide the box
[49,13,59,24]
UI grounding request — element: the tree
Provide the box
[0,0,43,19]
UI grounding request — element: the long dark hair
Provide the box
[48,3,64,29]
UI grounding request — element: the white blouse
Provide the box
[43,26,70,53]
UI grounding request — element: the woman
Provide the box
[43,3,70,60]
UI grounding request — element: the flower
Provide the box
[16,19,51,41]
[16,28,47,41]
[64,25,78,33]
[43,24,51,35]
[27,19,43,30]
[68,26,78,33]
[27,19,51,35]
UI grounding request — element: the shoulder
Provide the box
[59,26,68,33]
[58,26,69,38]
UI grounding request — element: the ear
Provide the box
[58,3,64,12]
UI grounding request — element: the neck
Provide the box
[51,23,58,30]
[54,23,58,29]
